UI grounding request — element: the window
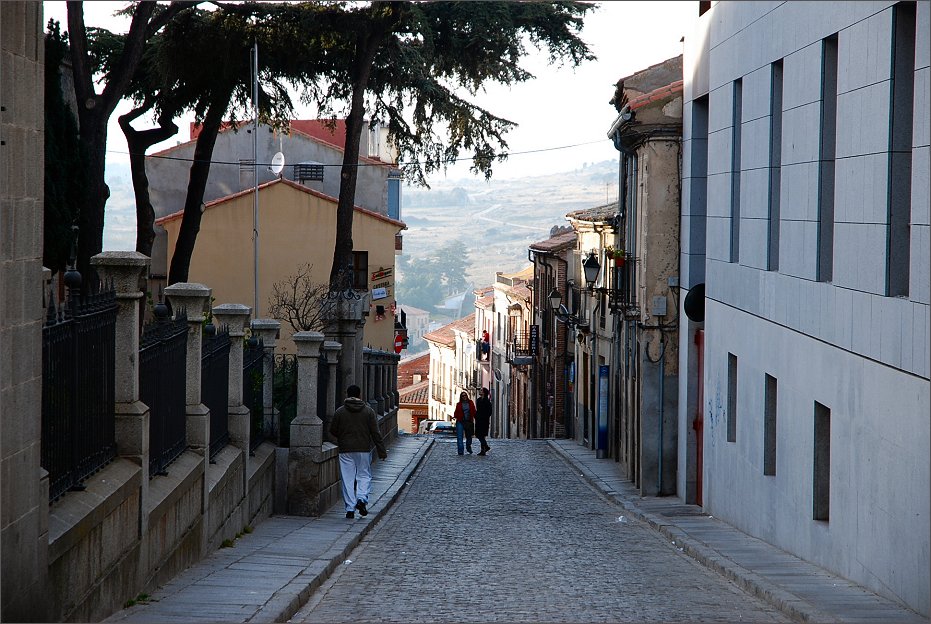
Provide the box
[817,35,838,282]
[689,95,709,282]
[730,79,743,263]
[768,60,784,271]
[888,1,916,297]
[813,401,831,521]
[763,374,777,475]
[727,353,737,442]
[352,251,368,289]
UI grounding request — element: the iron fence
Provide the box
[140,311,188,477]
[317,352,330,431]
[202,325,231,460]
[41,281,118,502]
[243,338,265,452]
[274,354,298,447]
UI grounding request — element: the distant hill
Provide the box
[103,158,620,290]
[402,159,618,287]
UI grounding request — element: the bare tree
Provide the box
[268,264,330,333]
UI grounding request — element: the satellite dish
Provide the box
[270,151,285,175]
[684,282,705,323]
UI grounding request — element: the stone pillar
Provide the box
[91,252,152,467]
[323,295,369,390]
[322,341,342,440]
[375,356,385,416]
[392,353,401,410]
[381,354,391,412]
[213,303,251,497]
[250,319,280,443]
[164,283,212,453]
[288,331,325,515]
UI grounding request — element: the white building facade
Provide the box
[680,1,929,615]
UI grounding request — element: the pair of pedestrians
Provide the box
[453,388,492,455]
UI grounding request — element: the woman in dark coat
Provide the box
[475,387,492,455]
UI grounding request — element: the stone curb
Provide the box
[547,440,833,624]
[249,437,433,623]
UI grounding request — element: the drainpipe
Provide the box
[528,248,539,439]
[590,288,602,457]
[657,334,667,494]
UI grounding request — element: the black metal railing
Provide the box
[317,352,330,431]
[609,254,640,318]
[140,310,188,477]
[274,354,298,447]
[202,325,231,460]
[507,331,533,364]
[41,280,118,502]
[243,338,265,453]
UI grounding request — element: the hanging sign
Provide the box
[371,267,393,281]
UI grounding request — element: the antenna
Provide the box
[270,151,285,176]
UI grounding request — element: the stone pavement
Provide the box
[549,439,928,624]
[105,435,433,624]
[104,435,926,624]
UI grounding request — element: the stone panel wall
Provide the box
[0,3,48,621]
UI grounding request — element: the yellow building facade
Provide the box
[157,178,406,352]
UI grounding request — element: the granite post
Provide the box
[287,331,325,515]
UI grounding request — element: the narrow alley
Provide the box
[291,439,787,623]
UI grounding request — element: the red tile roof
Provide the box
[566,201,619,223]
[155,119,393,167]
[154,177,406,230]
[629,80,684,111]
[398,353,429,388]
[399,380,429,406]
[530,230,577,253]
[424,313,475,348]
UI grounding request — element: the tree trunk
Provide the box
[67,0,156,280]
[328,7,403,291]
[119,106,179,258]
[168,86,233,285]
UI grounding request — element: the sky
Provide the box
[43,1,698,181]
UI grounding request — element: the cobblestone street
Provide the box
[292,439,789,623]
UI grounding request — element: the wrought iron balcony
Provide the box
[506,330,536,366]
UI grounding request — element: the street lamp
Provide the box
[582,251,601,290]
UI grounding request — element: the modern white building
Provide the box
[679,1,929,615]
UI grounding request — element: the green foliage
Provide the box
[396,238,470,311]
[43,20,83,273]
[122,592,152,609]
[354,1,597,186]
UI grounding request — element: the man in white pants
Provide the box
[328,384,388,519]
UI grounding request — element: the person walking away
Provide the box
[328,384,388,518]
[475,387,492,455]
[453,391,477,455]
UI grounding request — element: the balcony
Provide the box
[506,330,535,366]
[457,370,478,389]
[606,254,641,319]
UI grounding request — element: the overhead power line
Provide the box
[105,138,609,169]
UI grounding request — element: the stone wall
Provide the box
[0,3,49,621]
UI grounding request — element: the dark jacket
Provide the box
[475,396,492,424]
[329,397,387,458]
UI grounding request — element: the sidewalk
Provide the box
[106,435,433,624]
[548,439,927,624]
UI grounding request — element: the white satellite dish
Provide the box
[270,151,285,176]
